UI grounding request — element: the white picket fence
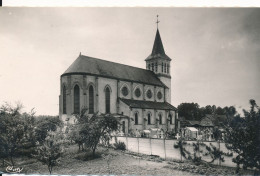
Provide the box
[111,136,236,167]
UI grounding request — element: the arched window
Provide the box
[155,62,158,72]
[169,114,173,124]
[167,64,169,73]
[161,62,164,72]
[164,63,167,73]
[148,64,150,70]
[135,113,138,125]
[151,63,154,71]
[148,113,151,125]
[105,86,110,113]
[63,85,66,114]
[74,85,80,114]
[89,85,94,114]
[159,114,162,125]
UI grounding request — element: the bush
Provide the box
[114,141,126,150]
[75,150,102,161]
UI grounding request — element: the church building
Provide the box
[59,23,178,136]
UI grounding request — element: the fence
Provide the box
[111,136,236,167]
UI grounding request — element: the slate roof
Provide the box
[145,29,171,61]
[119,98,177,111]
[62,55,166,87]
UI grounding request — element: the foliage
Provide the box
[0,102,35,166]
[212,128,222,141]
[178,102,237,126]
[33,130,64,174]
[113,141,126,151]
[72,109,119,156]
[34,115,63,144]
[177,103,202,121]
[224,99,260,174]
[174,139,232,166]
[67,124,84,151]
[190,141,202,164]
[204,143,225,164]
[173,138,188,162]
[82,113,119,156]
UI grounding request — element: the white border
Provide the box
[3,0,260,7]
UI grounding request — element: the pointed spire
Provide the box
[145,16,171,61]
[152,29,165,55]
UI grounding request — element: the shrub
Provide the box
[114,141,126,150]
[33,130,64,174]
[75,151,102,161]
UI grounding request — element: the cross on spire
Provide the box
[156,15,160,29]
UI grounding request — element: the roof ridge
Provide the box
[80,54,150,72]
[79,55,167,87]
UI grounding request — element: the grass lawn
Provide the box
[0,144,194,175]
[0,144,254,175]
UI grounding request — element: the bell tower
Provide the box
[145,15,172,103]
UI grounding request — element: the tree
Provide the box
[225,99,260,174]
[177,103,202,121]
[204,105,213,115]
[173,138,187,162]
[82,113,119,156]
[34,130,64,174]
[34,116,63,144]
[67,123,84,151]
[205,143,225,165]
[215,107,225,115]
[223,106,237,122]
[0,103,28,166]
[73,110,119,156]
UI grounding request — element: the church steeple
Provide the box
[145,16,172,103]
[152,29,165,55]
[145,17,171,62]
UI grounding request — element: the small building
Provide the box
[184,127,198,140]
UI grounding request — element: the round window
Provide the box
[146,90,152,99]
[135,88,141,97]
[121,86,128,96]
[157,91,162,100]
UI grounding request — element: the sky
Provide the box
[0,7,259,116]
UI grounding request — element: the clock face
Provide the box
[146,90,152,99]
[135,88,141,97]
[121,86,128,96]
[157,91,162,100]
